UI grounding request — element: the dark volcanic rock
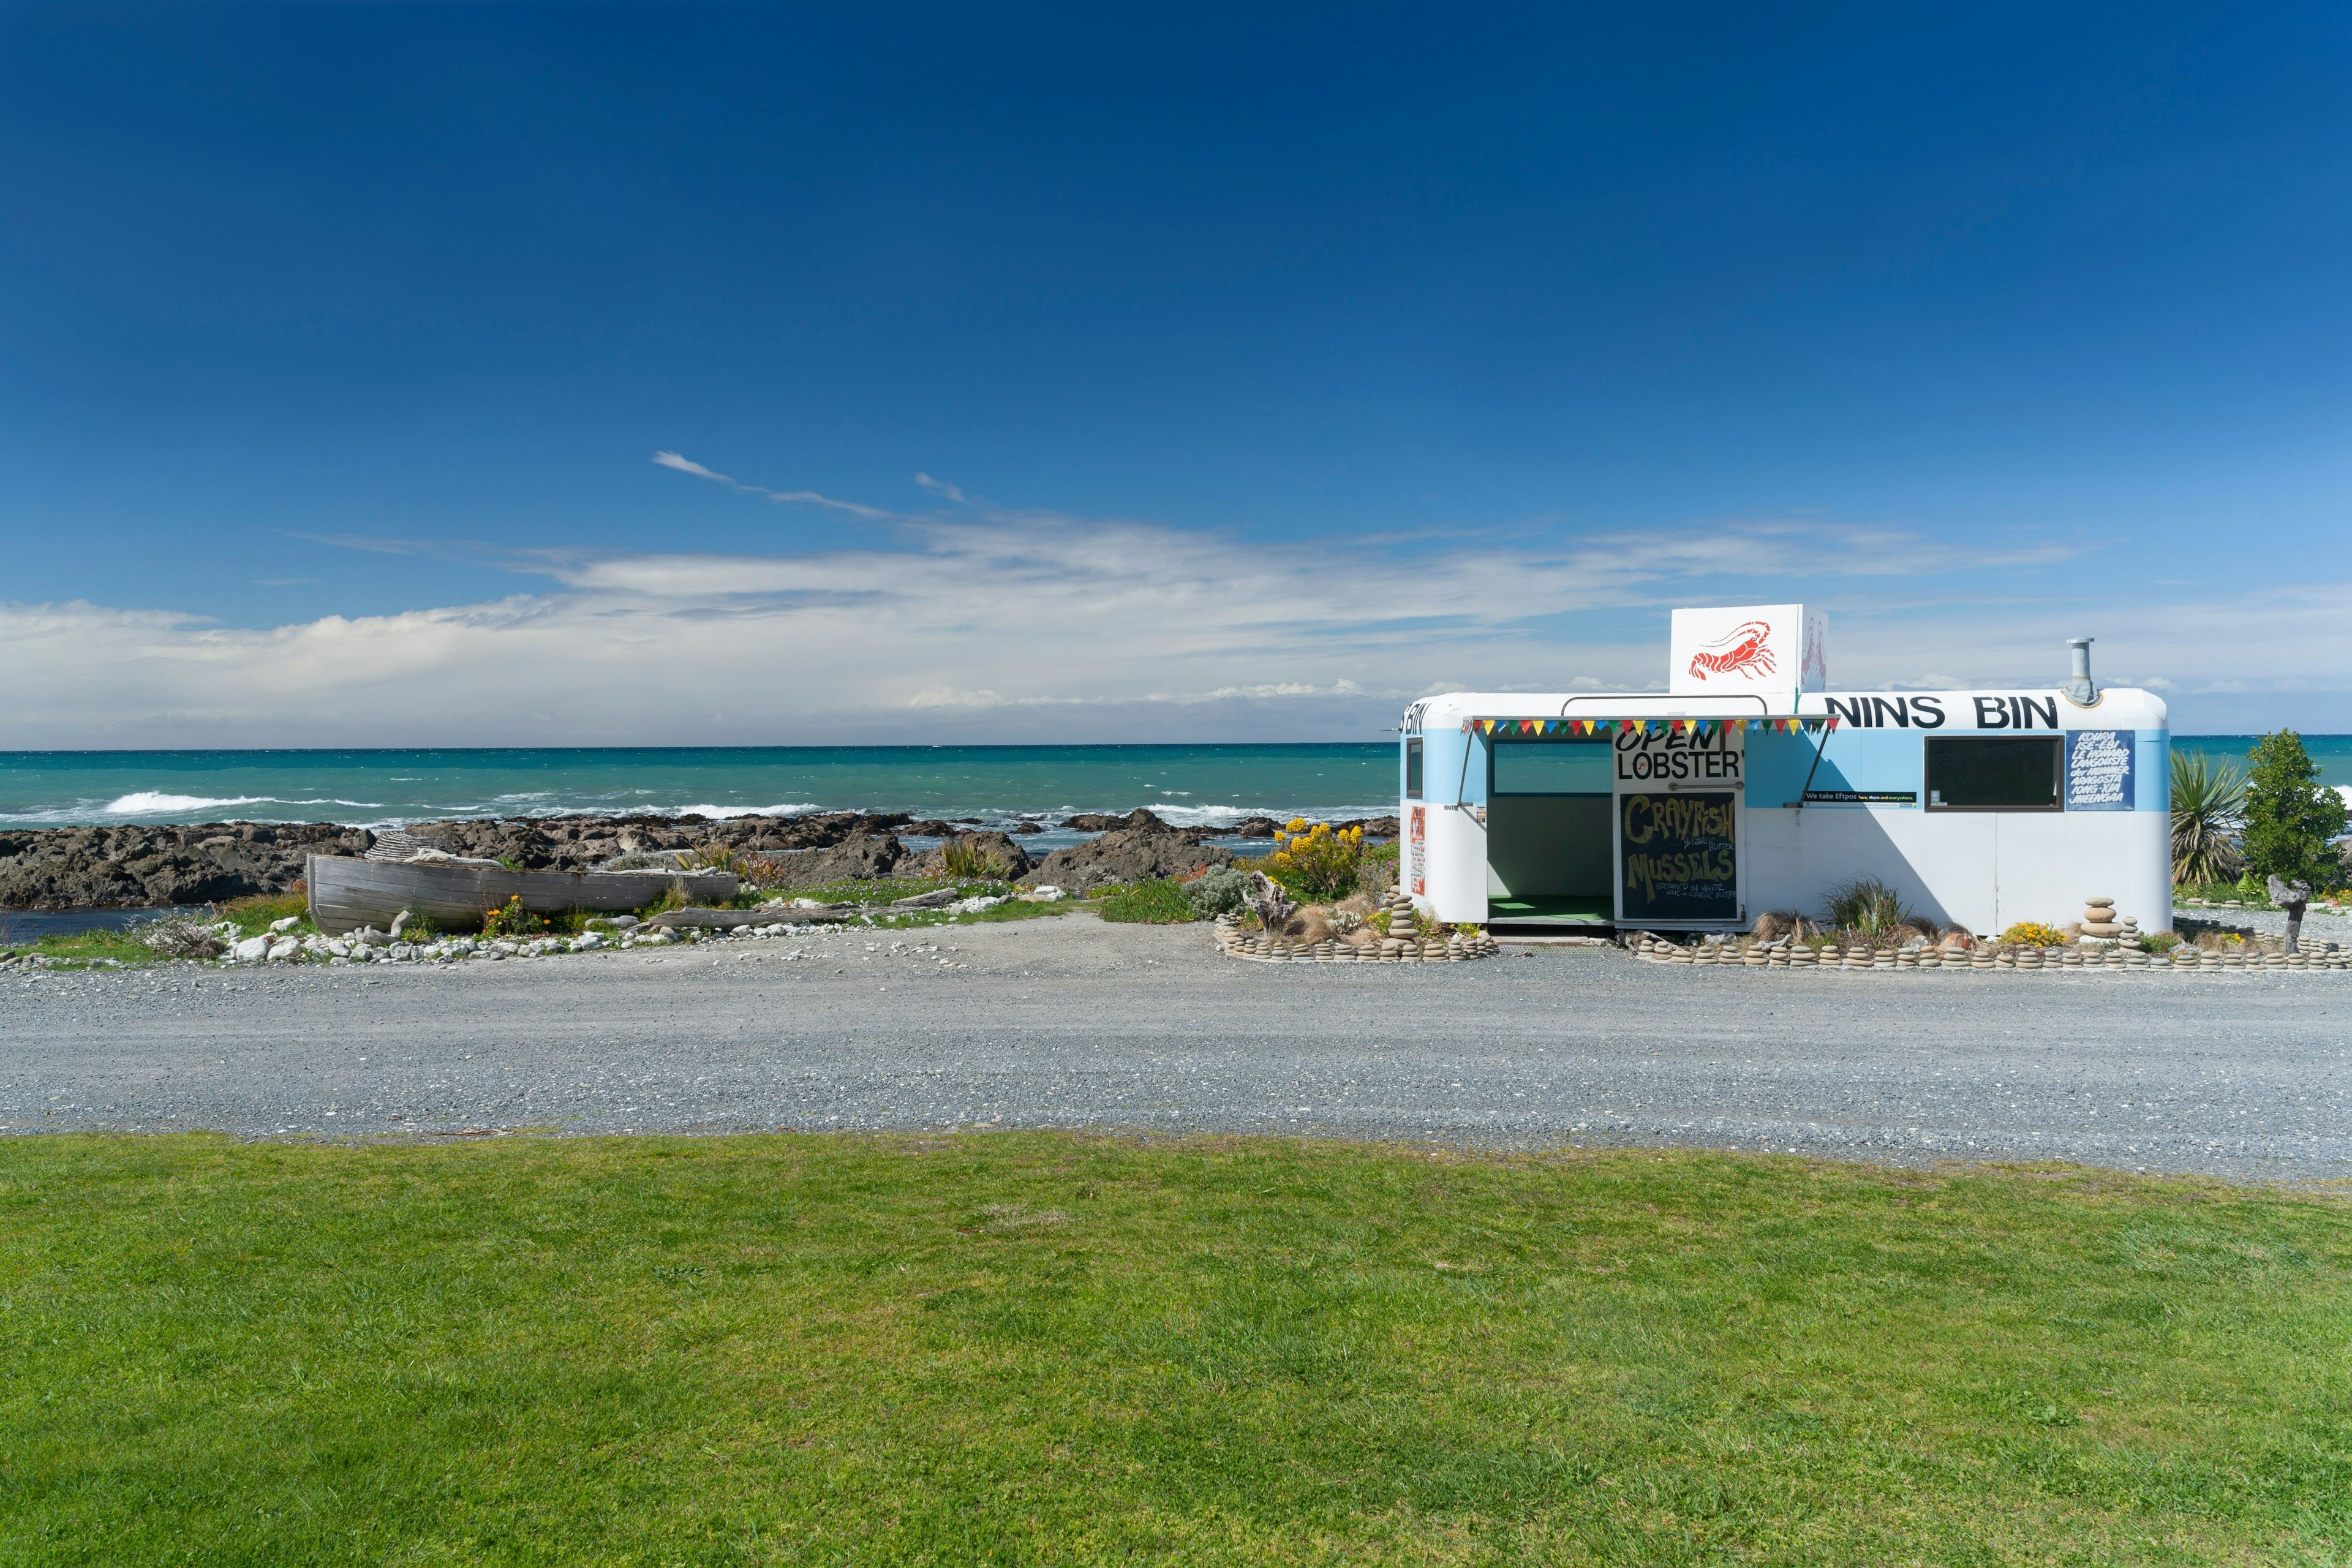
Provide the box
[1335,815,1401,839]
[1229,816,1284,838]
[1054,808,1221,845]
[902,832,1034,882]
[409,811,914,869]
[752,835,907,889]
[1026,823,1234,891]
[0,810,932,910]
[1058,809,1168,833]
[1010,821,1044,835]
[0,821,372,910]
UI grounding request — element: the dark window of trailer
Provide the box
[1405,737,1423,799]
[1924,736,2062,810]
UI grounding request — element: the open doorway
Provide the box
[1484,739,1614,924]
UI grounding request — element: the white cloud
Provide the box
[649,451,731,483]
[651,450,900,521]
[4,481,2350,746]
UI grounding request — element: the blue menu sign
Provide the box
[2065,729,2133,811]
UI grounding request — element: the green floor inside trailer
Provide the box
[1485,894,1613,924]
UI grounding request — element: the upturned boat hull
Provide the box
[304,854,739,936]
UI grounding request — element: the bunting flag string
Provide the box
[1457,713,1831,736]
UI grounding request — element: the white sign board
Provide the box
[1668,604,1825,707]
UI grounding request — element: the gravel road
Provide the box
[2179,904,2352,943]
[8,914,2351,1180]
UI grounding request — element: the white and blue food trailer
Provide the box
[1398,606,2171,935]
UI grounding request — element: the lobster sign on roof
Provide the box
[1667,604,1825,707]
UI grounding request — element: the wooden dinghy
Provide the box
[304,854,739,936]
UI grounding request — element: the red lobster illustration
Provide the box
[1687,621,1775,682]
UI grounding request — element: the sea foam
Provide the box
[103,792,270,815]
[100,792,384,816]
[669,802,821,820]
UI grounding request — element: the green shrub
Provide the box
[1820,877,1926,944]
[1267,820,1363,901]
[219,891,310,937]
[480,896,543,940]
[1182,865,1251,918]
[1096,880,1198,924]
[2241,729,2348,889]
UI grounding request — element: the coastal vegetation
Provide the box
[2168,751,2247,884]
[1266,818,1364,901]
[1,891,317,968]
[2,1133,2347,1564]
[1819,876,1928,944]
[941,834,1015,880]
[0,873,1084,970]
[2241,728,2350,890]
[1095,878,1198,924]
[2170,730,2348,898]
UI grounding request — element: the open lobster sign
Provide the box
[1667,604,1826,706]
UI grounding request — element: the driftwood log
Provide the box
[2270,875,2313,954]
[1245,871,1295,932]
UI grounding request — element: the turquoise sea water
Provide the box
[0,737,2343,831]
[2173,736,2352,809]
[0,746,1400,829]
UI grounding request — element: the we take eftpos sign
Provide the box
[1667,605,1826,709]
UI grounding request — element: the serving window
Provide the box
[1490,740,1611,795]
[1924,736,2062,810]
[1405,737,1424,799]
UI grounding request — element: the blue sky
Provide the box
[3,2,2349,744]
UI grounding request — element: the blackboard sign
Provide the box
[1619,791,1739,922]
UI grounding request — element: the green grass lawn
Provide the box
[2,1135,2346,1566]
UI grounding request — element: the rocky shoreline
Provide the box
[0,810,1400,911]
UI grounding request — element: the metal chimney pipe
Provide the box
[2062,637,2096,704]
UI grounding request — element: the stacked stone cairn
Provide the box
[1632,904,2350,974]
[1213,889,1499,963]
[2078,897,2130,941]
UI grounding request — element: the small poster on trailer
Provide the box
[2065,729,2134,811]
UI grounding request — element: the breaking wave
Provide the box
[668,802,821,820]
[101,791,386,816]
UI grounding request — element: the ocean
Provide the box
[0,745,1400,832]
[0,736,2344,832]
